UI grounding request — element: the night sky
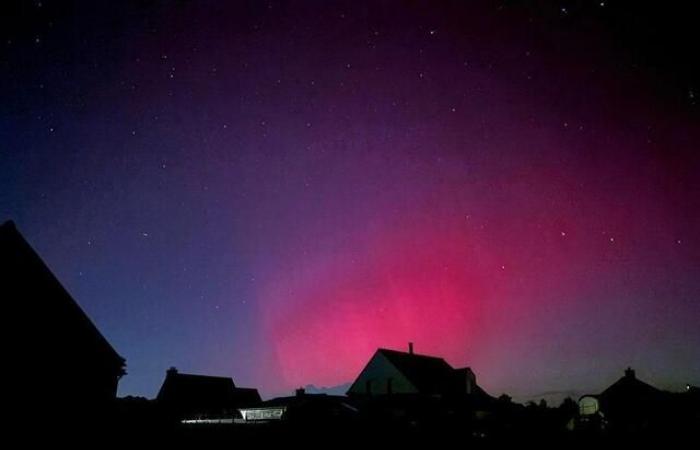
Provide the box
[2,1,699,401]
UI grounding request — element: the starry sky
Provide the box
[1,0,699,401]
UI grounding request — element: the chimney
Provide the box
[167,366,178,376]
[295,387,306,397]
[408,342,414,355]
[624,367,636,379]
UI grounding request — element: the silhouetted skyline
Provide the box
[1,1,698,399]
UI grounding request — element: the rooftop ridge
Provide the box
[377,347,447,360]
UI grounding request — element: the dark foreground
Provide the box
[16,396,699,448]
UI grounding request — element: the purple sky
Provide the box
[1,1,698,401]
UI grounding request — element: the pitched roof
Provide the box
[600,367,661,400]
[1,220,125,374]
[157,370,236,402]
[231,387,263,405]
[157,368,261,409]
[377,348,456,394]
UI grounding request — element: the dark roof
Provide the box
[600,368,661,401]
[257,393,359,421]
[378,348,456,394]
[157,368,261,410]
[157,369,235,403]
[0,220,125,374]
[262,393,352,408]
[232,387,263,405]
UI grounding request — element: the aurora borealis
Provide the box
[1,1,698,400]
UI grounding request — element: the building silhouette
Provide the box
[578,367,675,433]
[238,387,359,423]
[1,220,125,419]
[347,343,489,398]
[156,367,261,420]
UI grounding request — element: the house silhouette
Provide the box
[0,220,125,417]
[578,367,672,433]
[239,387,359,424]
[347,343,490,399]
[156,367,261,420]
[596,368,666,427]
